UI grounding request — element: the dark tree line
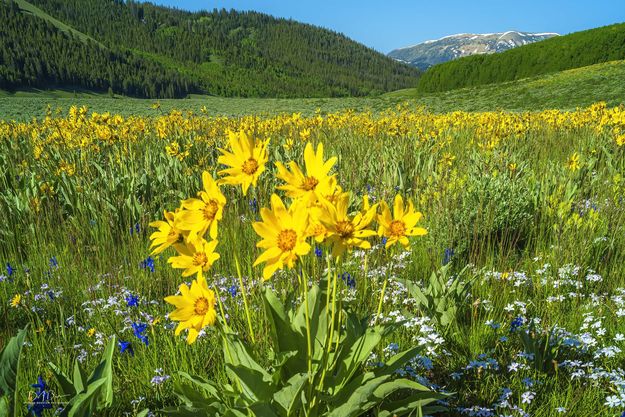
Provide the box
[1,0,421,98]
[417,23,625,93]
[0,1,199,97]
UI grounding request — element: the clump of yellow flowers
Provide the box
[151,131,427,344]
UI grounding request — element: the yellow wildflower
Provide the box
[378,194,427,249]
[217,130,269,196]
[164,276,217,344]
[252,195,311,280]
[167,237,220,278]
[176,172,226,240]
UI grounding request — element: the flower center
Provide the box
[203,200,219,221]
[336,220,355,238]
[242,158,259,175]
[194,297,209,315]
[193,252,208,267]
[389,220,406,237]
[277,229,297,251]
[301,176,319,191]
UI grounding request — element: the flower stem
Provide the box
[234,256,255,343]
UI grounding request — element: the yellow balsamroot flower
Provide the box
[378,194,427,249]
[252,195,311,280]
[217,130,269,196]
[168,237,220,278]
[567,152,581,171]
[149,209,186,255]
[276,142,338,206]
[10,294,21,308]
[319,192,377,258]
[176,172,226,240]
[164,276,217,344]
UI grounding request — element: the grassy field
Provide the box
[1,60,625,121]
[389,59,625,110]
[1,103,625,416]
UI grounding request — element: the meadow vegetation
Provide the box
[1,102,625,416]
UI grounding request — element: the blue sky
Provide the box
[153,0,624,53]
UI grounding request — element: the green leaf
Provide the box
[327,375,390,417]
[177,372,220,400]
[86,335,115,409]
[333,324,393,390]
[263,289,303,364]
[66,378,106,417]
[136,409,151,417]
[248,402,281,417]
[72,361,87,394]
[373,378,432,401]
[374,346,422,378]
[0,326,28,417]
[272,373,308,417]
[223,334,267,375]
[378,390,449,417]
[48,363,77,397]
[225,364,275,402]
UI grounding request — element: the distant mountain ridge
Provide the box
[388,31,559,70]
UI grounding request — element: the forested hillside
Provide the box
[0,0,420,98]
[417,23,625,93]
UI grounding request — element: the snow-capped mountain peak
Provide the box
[388,31,559,70]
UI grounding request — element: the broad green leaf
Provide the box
[225,364,275,402]
[48,363,76,397]
[327,375,390,417]
[373,346,422,378]
[263,288,299,353]
[333,324,394,389]
[0,326,28,417]
[248,402,281,417]
[378,390,449,417]
[72,361,86,394]
[66,378,106,417]
[272,373,308,417]
[178,372,220,400]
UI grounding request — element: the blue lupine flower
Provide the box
[119,340,134,356]
[341,272,355,289]
[140,256,155,273]
[510,316,524,333]
[27,376,52,417]
[49,257,58,269]
[6,263,14,277]
[132,322,149,346]
[126,294,139,307]
[442,248,454,266]
[228,285,238,297]
[249,198,258,212]
[130,223,141,235]
[314,246,323,258]
[46,291,56,301]
[381,237,388,246]
[522,377,535,387]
